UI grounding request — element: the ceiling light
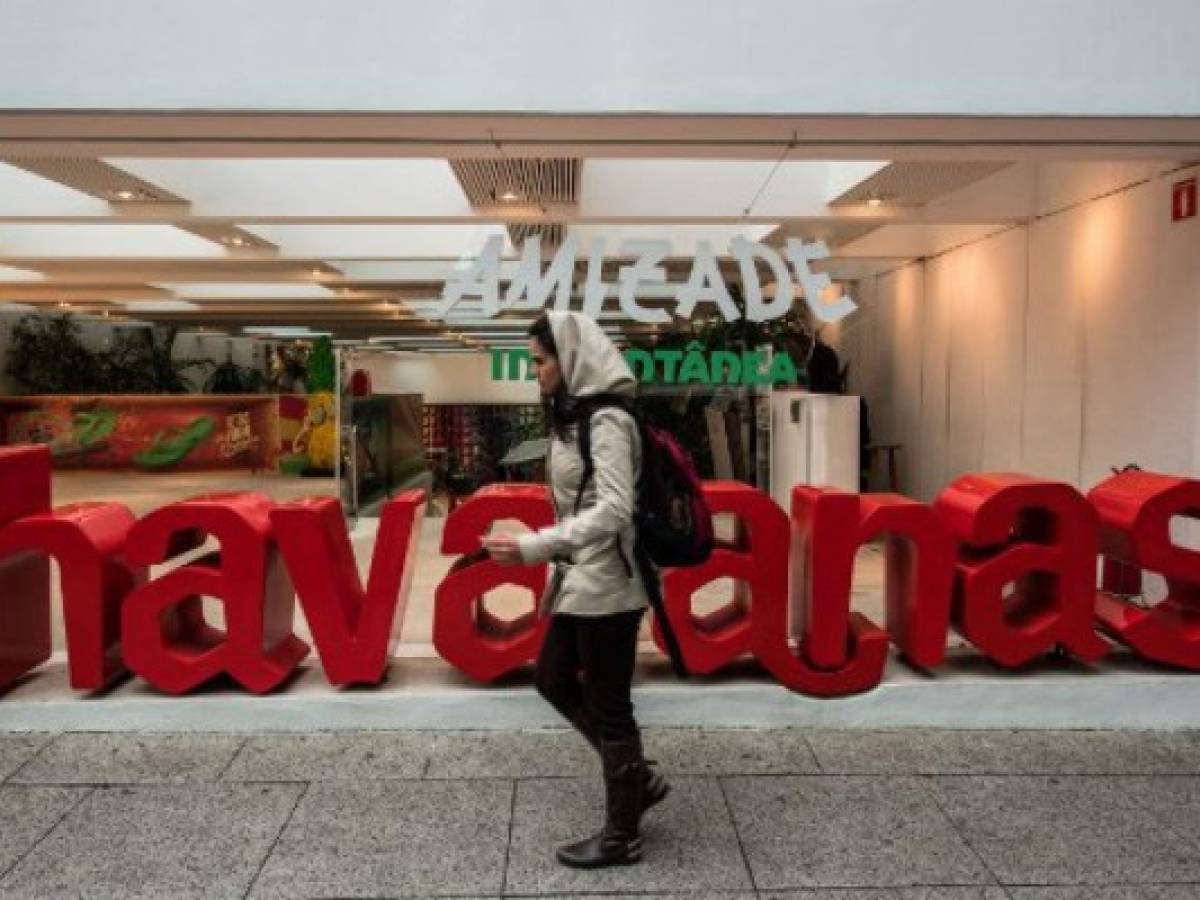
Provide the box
[243,326,329,337]
[121,300,201,312]
[500,190,520,202]
[867,195,885,208]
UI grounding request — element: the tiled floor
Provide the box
[1,729,1199,898]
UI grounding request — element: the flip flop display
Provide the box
[132,414,216,469]
[47,406,119,458]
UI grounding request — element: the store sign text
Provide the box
[437,236,856,324]
[2,446,1199,699]
[490,344,800,385]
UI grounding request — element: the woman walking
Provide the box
[483,311,669,868]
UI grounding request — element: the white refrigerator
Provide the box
[768,390,860,509]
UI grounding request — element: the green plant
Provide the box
[204,356,268,394]
[306,335,336,393]
[4,315,104,394]
[99,326,210,394]
[3,315,212,395]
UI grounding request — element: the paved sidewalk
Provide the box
[0,729,1199,898]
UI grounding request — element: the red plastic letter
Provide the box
[271,491,426,685]
[0,445,54,688]
[934,472,1108,667]
[0,501,144,690]
[655,482,780,674]
[752,486,890,697]
[1089,469,1200,668]
[121,491,309,694]
[433,484,554,682]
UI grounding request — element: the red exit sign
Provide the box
[1173,177,1197,221]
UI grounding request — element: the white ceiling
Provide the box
[0,150,1191,343]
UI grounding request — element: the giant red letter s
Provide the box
[1090,469,1200,668]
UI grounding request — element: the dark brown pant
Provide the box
[535,608,644,742]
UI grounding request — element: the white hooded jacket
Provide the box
[516,311,649,617]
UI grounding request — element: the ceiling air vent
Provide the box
[450,158,580,206]
[829,161,1011,207]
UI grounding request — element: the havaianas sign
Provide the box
[491,344,802,385]
[437,235,856,324]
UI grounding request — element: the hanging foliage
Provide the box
[3,315,211,395]
[204,356,268,394]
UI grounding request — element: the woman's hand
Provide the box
[482,533,524,566]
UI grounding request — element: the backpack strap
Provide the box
[571,393,629,515]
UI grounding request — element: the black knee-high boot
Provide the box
[564,708,669,815]
[556,734,647,868]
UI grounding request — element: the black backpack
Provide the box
[572,395,715,677]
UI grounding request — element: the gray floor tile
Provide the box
[505,776,752,895]
[724,775,992,889]
[1150,731,1200,773]
[897,890,1015,899]
[0,785,88,876]
[644,727,820,774]
[758,890,896,899]
[808,730,1197,775]
[1007,888,1200,899]
[0,782,303,899]
[1107,777,1200,850]
[532,895,758,900]
[761,889,1012,898]
[425,729,595,778]
[223,730,433,781]
[929,775,1200,885]
[0,735,53,783]
[248,778,512,898]
[10,732,244,784]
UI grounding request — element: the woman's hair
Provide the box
[528,314,573,441]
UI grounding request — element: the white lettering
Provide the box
[676,240,741,321]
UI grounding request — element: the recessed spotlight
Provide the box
[500,189,519,202]
[229,235,248,246]
[867,195,885,208]
[112,189,140,202]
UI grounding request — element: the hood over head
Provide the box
[546,311,636,399]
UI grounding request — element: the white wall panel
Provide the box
[1073,170,1199,487]
[1022,208,1087,486]
[841,164,1200,504]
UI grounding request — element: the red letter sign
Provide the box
[433,484,554,682]
[654,481,775,674]
[789,488,956,671]
[0,445,145,691]
[1090,469,1200,668]
[752,485,890,697]
[121,491,309,694]
[272,491,426,685]
[934,473,1108,667]
[0,501,143,691]
[0,446,53,688]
